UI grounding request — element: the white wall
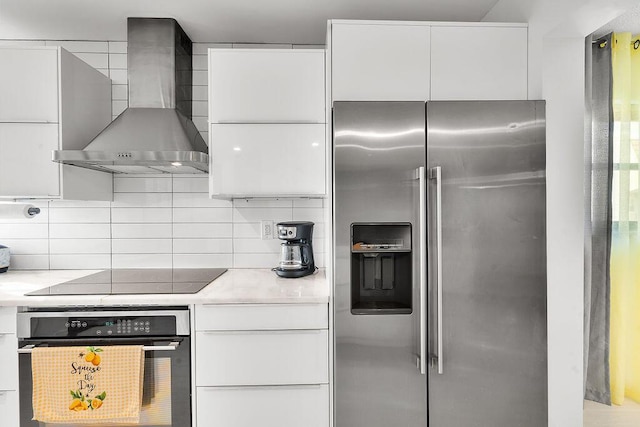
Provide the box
[0,40,326,270]
[483,1,639,426]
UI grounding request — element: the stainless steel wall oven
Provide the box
[17,307,191,427]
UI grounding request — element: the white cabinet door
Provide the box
[430,26,528,100]
[197,385,329,427]
[0,48,59,122]
[0,123,60,197]
[0,333,17,391]
[0,390,18,427]
[195,329,329,386]
[209,124,325,197]
[332,23,430,101]
[209,49,325,123]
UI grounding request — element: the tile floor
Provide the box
[584,399,640,426]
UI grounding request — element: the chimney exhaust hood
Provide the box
[53,18,209,174]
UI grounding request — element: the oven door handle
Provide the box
[18,341,181,353]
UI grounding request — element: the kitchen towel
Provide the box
[31,345,145,424]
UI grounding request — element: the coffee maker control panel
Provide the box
[277,226,297,239]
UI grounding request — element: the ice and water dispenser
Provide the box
[350,223,412,315]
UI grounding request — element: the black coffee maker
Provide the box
[275,221,316,278]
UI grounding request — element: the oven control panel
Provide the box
[30,316,177,338]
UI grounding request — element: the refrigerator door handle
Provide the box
[430,166,444,375]
[417,166,427,375]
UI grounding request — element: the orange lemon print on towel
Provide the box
[84,347,103,366]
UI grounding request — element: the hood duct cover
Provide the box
[53,18,209,174]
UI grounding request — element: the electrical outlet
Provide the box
[261,220,273,240]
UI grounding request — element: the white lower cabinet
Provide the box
[197,384,329,427]
[0,390,19,427]
[0,333,18,391]
[194,304,329,427]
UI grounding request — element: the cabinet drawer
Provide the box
[209,49,325,123]
[195,329,328,386]
[195,304,328,331]
[0,390,18,427]
[197,384,329,427]
[0,333,18,390]
[209,123,326,197]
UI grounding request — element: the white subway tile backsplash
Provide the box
[173,223,232,239]
[50,200,110,208]
[173,207,231,223]
[193,43,232,54]
[233,207,292,223]
[192,117,208,133]
[112,254,172,269]
[97,68,110,78]
[232,199,293,208]
[10,254,49,270]
[232,223,261,239]
[112,84,128,101]
[0,40,46,47]
[1,239,48,254]
[172,193,230,208]
[0,223,48,239]
[192,100,208,117]
[49,207,110,223]
[112,100,128,116]
[50,239,110,254]
[192,54,208,70]
[193,70,208,85]
[0,205,49,223]
[46,40,108,53]
[114,177,172,193]
[173,239,232,254]
[108,41,127,53]
[109,69,128,85]
[111,224,172,239]
[50,223,110,239]
[173,254,232,268]
[73,52,109,69]
[112,239,172,254]
[111,208,172,223]
[233,253,280,269]
[112,193,172,208]
[193,85,208,101]
[108,53,127,69]
[50,254,111,269]
[172,177,208,193]
[233,238,282,254]
[292,207,325,223]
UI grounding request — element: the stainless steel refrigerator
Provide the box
[333,101,547,427]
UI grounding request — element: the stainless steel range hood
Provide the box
[53,18,208,174]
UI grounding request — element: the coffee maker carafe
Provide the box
[275,221,315,278]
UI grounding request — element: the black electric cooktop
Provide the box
[26,268,227,296]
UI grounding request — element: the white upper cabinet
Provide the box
[208,48,326,198]
[331,23,431,101]
[430,25,528,100]
[0,48,59,123]
[0,46,112,200]
[209,49,325,123]
[210,124,325,197]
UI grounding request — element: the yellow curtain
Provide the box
[610,32,640,405]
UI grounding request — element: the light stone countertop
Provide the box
[0,268,329,306]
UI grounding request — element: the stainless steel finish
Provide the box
[417,166,427,375]
[429,165,444,375]
[53,18,208,174]
[426,101,546,427]
[17,309,191,338]
[18,341,180,353]
[333,101,427,427]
